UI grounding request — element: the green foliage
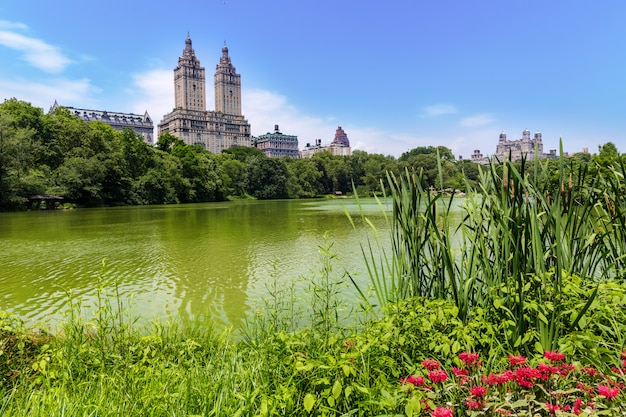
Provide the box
[3,255,626,415]
[244,155,289,199]
[355,145,626,359]
[0,310,51,389]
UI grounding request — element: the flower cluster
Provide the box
[400,351,626,416]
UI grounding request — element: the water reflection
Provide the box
[0,199,391,328]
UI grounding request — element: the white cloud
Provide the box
[460,114,494,128]
[0,28,72,73]
[0,77,97,110]
[129,69,173,120]
[128,75,467,158]
[422,103,457,117]
[243,88,338,143]
[0,20,28,30]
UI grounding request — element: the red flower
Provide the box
[621,351,626,360]
[469,385,487,398]
[513,367,540,389]
[464,397,483,410]
[432,406,454,417]
[581,366,597,377]
[507,354,527,367]
[598,384,620,400]
[572,398,583,415]
[452,367,470,377]
[459,352,481,367]
[544,351,565,362]
[422,359,441,371]
[558,362,575,376]
[576,382,594,395]
[428,369,448,383]
[537,363,559,378]
[545,403,560,414]
[482,371,512,386]
[401,375,425,387]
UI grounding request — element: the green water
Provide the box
[0,198,391,328]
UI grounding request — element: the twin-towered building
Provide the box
[50,36,352,158]
[157,37,252,153]
[158,36,351,158]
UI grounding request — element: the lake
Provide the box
[0,198,392,329]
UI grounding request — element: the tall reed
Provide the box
[357,144,626,352]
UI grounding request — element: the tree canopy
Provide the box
[2,98,614,211]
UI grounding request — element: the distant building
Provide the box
[254,124,299,158]
[300,126,352,158]
[49,101,154,144]
[468,129,562,163]
[470,149,489,165]
[494,129,543,161]
[300,139,326,158]
[158,36,252,153]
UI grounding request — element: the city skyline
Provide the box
[0,1,624,158]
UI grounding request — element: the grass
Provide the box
[2,149,626,416]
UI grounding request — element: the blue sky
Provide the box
[1,1,624,158]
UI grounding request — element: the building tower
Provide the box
[174,36,206,112]
[332,126,350,147]
[158,36,252,153]
[214,44,241,115]
[254,124,299,158]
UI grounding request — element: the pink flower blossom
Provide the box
[432,406,454,417]
[572,398,583,415]
[469,385,487,398]
[513,367,540,389]
[464,397,483,410]
[401,375,425,387]
[507,354,527,367]
[581,366,597,376]
[422,359,441,371]
[459,352,481,367]
[545,403,560,414]
[482,371,512,386]
[428,369,448,383]
[598,384,620,400]
[544,351,565,362]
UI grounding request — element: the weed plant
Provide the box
[2,149,626,416]
[353,146,626,355]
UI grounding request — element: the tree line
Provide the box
[0,98,617,211]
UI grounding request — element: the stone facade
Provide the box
[49,101,154,144]
[300,126,352,158]
[494,129,543,161]
[470,149,489,165]
[158,36,252,153]
[254,125,299,158]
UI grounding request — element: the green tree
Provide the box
[244,155,288,199]
[53,156,108,205]
[285,157,323,198]
[399,145,455,162]
[172,142,223,202]
[222,145,265,163]
[218,153,247,197]
[134,152,187,204]
[155,131,184,153]
[0,101,44,209]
